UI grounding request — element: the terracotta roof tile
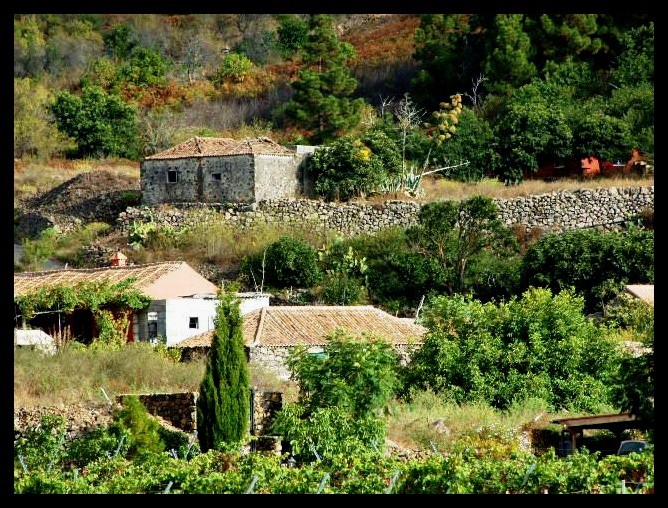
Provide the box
[13,261,212,299]
[143,136,294,160]
[173,305,427,348]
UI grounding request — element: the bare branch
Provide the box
[462,74,488,109]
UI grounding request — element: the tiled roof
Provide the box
[143,136,294,160]
[624,284,654,305]
[173,305,427,348]
[13,261,214,300]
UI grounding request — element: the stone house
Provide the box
[171,305,427,380]
[140,136,317,205]
[14,255,270,346]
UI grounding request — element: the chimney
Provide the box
[110,251,127,267]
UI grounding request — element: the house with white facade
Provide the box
[14,255,270,346]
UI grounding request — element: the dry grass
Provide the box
[383,389,594,454]
[410,174,653,203]
[13,344,296,409]
[13,344,205,408]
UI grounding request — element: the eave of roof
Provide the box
[550,413,649,431]
[14,261,192,299]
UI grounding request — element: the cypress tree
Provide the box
[196,291,250,452]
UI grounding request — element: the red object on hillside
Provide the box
[580,156,601,178]
[527,149,646,181]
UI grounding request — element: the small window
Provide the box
[167,170,178,183]
[189,317,199,329]
[148,321,158,339]
[212,173,222,181]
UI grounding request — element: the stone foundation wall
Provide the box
[247,344,422,381]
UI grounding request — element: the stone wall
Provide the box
[15,389,284,441]
[254,154,303,201]
[247,343,422,381]
[117,392,198,433]
[117,186,654,239]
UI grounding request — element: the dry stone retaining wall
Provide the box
[116,186,654,238]
[14,390,283,442]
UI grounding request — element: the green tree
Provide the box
[79,57,121,92]
[307,129,401,201]
[196,291,250,452]
[270,330,397,462]
[14,78,76,159]
[520,227,654,314]
[110,395,165,460]
[51,84,140,158]
[533,14,618,70]
[402,288,622,412]
[429,108,496,182]
[103,23,138,59]
[568,101,632,162]
[610,22,654,88]
[410,14,488,110]
[483,14,537,95]
[276,14,309,58]
[406,196,519,296]
[211,52,254,85]
[117,46,173,87]
[277,14,365,144]
[492,80,573,182]
[318,236,369,305]
[606,82,654,157]
[542,60,607,101]
[607,294,654,431]
[241,235,321,290]
[289,330,400,418]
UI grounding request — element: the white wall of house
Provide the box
[136,293,271,346]
[164,297,218,345]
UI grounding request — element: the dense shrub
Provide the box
[111,395,165,459]
[401,288,623,413]
[241,235,321,289]
[520,226,654,314]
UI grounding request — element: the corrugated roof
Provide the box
[624,284,654,306]
[14,261,217,300]
[173,305,427,348]
[143,136,294,160]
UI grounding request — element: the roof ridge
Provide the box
[267,305,377,311]
[253,307,267,346]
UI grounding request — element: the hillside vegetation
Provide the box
[14,15,653,492]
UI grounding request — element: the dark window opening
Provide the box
[148,321,158,339]
[167,170,178,183]
[189,317,199,329]
[212,173,222,181]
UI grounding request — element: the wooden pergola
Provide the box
[550,413,649,452]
